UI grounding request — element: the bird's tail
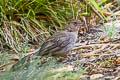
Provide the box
[11,48,41,71]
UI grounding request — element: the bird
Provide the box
[36,19,85,57]
[11,19,85,70]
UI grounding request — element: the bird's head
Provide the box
[65,19,85,32]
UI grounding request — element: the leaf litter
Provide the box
[1,20,120,80]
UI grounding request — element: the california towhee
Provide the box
[12,19,85,69]
[35,19,85,57]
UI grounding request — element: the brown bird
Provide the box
[11,19,85,70]
[36,19,85,57]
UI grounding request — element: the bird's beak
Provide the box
[79,22,84,26]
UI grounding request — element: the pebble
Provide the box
[90,74,104,80]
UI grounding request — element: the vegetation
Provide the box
[1,0,120,80]
[0,0,82,51]
[0,53,84,80]
[0,0,110,51]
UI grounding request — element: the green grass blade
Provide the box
[89,0,106,19]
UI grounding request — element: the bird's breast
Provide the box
[68,32,78,42]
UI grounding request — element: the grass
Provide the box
[104,15,117,40]
[0,0,108,51]
[0,0,73,51]
[0,55,84,80]
[0,0,113,80]
[0,39,84,80]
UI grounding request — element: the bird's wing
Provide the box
[39,32,75,55]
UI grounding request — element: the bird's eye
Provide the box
[80,22,84,25]
[74,22,77,26]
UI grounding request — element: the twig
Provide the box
[73,43,120,50]
[79,44,108,57]
[104,44,120,54]
[74,43,120,57]
[84,0,104,21]
[80,53,99,57]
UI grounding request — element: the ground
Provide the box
[1,21,120,80]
